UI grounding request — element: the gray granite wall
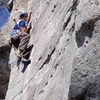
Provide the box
[2,0,100,100]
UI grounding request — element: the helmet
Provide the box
[19,10,28,16]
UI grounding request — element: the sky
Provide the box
[0,7,9,29]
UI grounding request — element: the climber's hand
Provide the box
[27,10,32,24]
[29,10,32,15]
[27,22,32,33]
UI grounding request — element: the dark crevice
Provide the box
[54,63,58,71]
[7,0,14,12]
[67,0,79,12]
[39,90,44,94]
[11,90,23,100]
[63,14,72,30]
[45,81,48,85]
[59,52,61,55]
[50,64,59,79]
[63,0,77,31]
[63,0,78,31]
[76,17,100,48]
[52,5,57,12]
[67,39,69,41]
[69,22,75,32]
[50,74,53,78]
[38,56,42,62]
[54,5,57,9]
[39,47,55,70]
[71,0,79,11]
[86,41,88,44]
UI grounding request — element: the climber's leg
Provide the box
[18,31,30,55]
[11,31,21,49]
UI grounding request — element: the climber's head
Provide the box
[19,10,28,21]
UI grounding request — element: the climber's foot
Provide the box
[16,49,21,57]
[27,44,33,50]
[22,57,31,64]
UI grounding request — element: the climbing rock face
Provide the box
[3,0,100,100]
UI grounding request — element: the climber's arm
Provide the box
[20,23,32,33]
[20,26,27,33]
[27,10,32,24]
[19,19,32,33]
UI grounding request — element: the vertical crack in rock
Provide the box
[63,14,72,30]
[67,0,79,12]
[7,0,14,12]
[39,47,55,70]
[63,0,79,31]
[71,0,79,11]
[11,90,23,100]
[69,22,75,32]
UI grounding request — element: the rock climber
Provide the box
[10,10,32,61]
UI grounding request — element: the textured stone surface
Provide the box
[69,20,100,100]
[0,45,11,98]
[3,0,100,100]
[0,0,11,98]
[0,13,11,98]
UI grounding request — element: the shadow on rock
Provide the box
[75,18,99,47]
[21,60,31,73]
